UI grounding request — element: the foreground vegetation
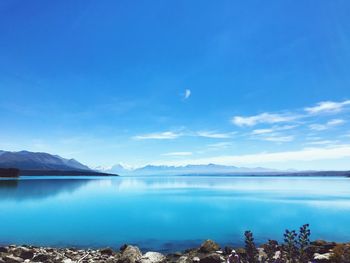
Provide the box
[0,224,349,263]
[240,224,349,263]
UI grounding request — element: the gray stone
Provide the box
[118,245,142,263]
[0,247,8,253]
[4,255,24,263]
[199,254,221,263]
[32,253,49,262]
[177,256,189,263]
[199,240,220,253]
[100,248,114,256]
[314,252,331,262]
[13,247,33,260]
[141,252,166,263]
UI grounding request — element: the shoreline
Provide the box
[0,239,347,263]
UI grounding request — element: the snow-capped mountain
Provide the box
[97,163,278,176]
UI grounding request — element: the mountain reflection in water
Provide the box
[0,178,92,200]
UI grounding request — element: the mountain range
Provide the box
[96,163,284,176]
[0,150,115,176]
[1,150,349,177]
[0,150,90,170]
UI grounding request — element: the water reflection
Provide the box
[0,176,350,251]
[0,178,92,200]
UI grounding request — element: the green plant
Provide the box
[283,229,298,263]
[297,224,310,263]
[244,230,259,263]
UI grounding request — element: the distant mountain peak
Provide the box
[97,163,279,176]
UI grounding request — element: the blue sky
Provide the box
[1,0,350,170]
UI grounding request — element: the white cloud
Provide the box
[197,131,234,139]
[207,142,233,149]
[305,100,350,114]
[327,119,346,126]
[133,131,182,140]
[251,125,297,135]
[309,119,346,131]
[231,100,350,128]
[306,140,338,146]
[162,151,192,156]
[232,113,297,127]
[184,89,191,100]
[261,135,294,142]
[155,144,350,166]
[251,128,274,135]
[309,124,328,131]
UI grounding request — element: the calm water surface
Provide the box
[0,176,350,251]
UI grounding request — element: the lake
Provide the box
[0,176,350,252]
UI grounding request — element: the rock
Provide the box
[311,240,337,253]
[32,253,49,262]
[141,252,166,263]
[0,247,8,253]
[100,248,114,256]
[314,252,331,262]
[118,245,142,263]
[273,251,282,260]
[199,254,221,263]
[4,255,24,263]
[62,259,74,263]
[192,257,200,263]
[13,247,34,260]
[177,256,189,263]
[120,244,128,252]
[0,259,5,263]
[257,248,267,262]
[235,248,246,257]
[199,240,220,253]
[18,251,33,261]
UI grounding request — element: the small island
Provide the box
[0,168,19,178]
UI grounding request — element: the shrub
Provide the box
[297,224,311,263]
[283,229,298,263]
[244,230,259,263]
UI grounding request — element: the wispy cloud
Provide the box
[261,135,294,142]
[251,128,274,135]
[156,144,350,166]
[232,100,350,128]
[250,125,297,143]
[309,119,346,131]
[207,142,233,149]
[162,151,192,156]
[133,131,182,140]
[305,100,350,114]
[184,89,191,100]
[251,125,297,135]
[133,129,235,140]
[327,119,346,126]
[232,113,297,127]
[197,131,235,139]
[306,140,339,146]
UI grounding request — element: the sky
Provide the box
[0,0,350,170]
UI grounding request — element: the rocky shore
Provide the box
[0,239,348,263]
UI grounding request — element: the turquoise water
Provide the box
[1,176,350,252]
